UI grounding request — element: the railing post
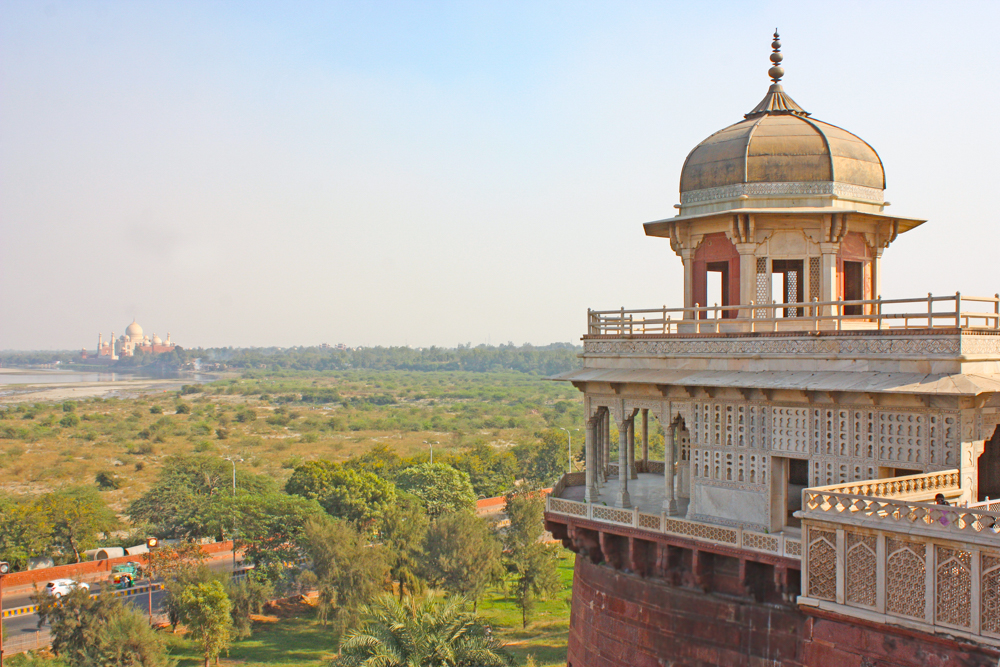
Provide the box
[695,303,701,333]
[956,291,962,328]
[995,294,999,329]
[813,297,819,331]
[632,507,640,528]
[876,295,882,330]
[662,306,668,334]
[927,292,933,328]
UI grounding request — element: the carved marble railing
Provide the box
[801,519,1000,647]
[546,495,800,561]
[551,471,586,499]
[800,492,1000,546]
[807,469,964,503]
[587,293,1000,336]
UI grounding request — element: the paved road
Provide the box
[1,552,241,652]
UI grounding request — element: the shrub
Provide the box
[60,413,80,428]
[175,403,191,414]
[149,405,163,414]
[96,471,121,490]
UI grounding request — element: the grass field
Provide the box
[163,551,576,667]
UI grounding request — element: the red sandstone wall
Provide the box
[2,541,233,588]
[568,554,998,667]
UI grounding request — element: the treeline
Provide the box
[1,343,581,376]
[208,343,581,375]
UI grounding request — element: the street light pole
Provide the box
[0,561,10,667]
[559,428,578,474]
[223,457,242,572]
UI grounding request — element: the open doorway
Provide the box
[770,457,809,532]
[978,426,1000,502]
[706,261,731,319]
[844,261,864,315]
[771,260,803,317]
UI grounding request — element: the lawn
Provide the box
[164,551,576,667]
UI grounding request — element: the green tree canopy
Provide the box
[395,463,476,518]
[211,492,322,572]
[127,455,276,539]
[333,593,515,667]
[423,510,503,610]
[0,493,52,571]
[36,486,118,563]
[36,588,168,667]
[380,494,429,600]
[502,490,560,628]
[344,443,407,482]
[300,516,389,630]
[443,443,518,498]
[177,579,233,667]
[285,460,396,530]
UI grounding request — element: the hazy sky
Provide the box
[3,1,999,350]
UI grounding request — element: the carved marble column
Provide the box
[820,242,839,315]
[585,416,599,503]
[618,417,632,509]
[681,248,696,316]
[603,411,611,479]
[641,408,649,465]
[663,421,679,515]
[736,243,757,318]
[627,417,637,480]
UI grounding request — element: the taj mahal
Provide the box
[87,320,177,360]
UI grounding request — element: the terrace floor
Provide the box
[559,472,691,516]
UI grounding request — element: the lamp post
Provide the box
[559,428,579,474]
[145,537,158,624]
[223,457,243,572]
[0,560,10,667]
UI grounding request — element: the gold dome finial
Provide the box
[768,29,784,83]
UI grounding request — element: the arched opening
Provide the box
[692,233,740,319]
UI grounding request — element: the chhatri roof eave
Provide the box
[643,207,926,237]
[547,368,1000,397]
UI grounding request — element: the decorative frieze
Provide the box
[583,336,961,357]
[679,180,884,205]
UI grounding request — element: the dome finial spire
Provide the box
[768,29,784,83]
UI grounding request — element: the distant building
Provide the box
[90,320,177,360]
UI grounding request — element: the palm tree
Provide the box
[332,593,515,667]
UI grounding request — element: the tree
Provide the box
[333,593,514,667]
[344,443,406,481]
[395,463,476,518]
[423,510,503,611]
[144,541,208,583]
[445,443,518,498]
[285,460,396,530]
[379,494,429,600]
[36,487,118,563]
[211,492,321,572]
[128,455,276,539]
[512,430,567,486]
[502,490,560,628]
[0,494,52,571]
[35,588,168,667]
[228,575,274,639]
[300,516,389,629]
[177,580,233,667]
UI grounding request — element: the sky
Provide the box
[2,1,999,350]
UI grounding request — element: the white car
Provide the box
[44,579,90,598]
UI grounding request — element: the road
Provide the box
[1,551,241,651]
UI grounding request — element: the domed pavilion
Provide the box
[544,33,1000,667]
[645,32,924,321]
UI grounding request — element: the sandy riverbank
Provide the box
[0,369,219,404]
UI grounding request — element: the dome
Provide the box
[126,320,143,339]
[152,335,162,345]
[678,34,885,211]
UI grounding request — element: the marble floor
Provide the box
[559,472,691,515]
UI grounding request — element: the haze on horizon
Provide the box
[2,1,998,351]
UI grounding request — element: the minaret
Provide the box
[111,331,118,360]
[98,333,103,354]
